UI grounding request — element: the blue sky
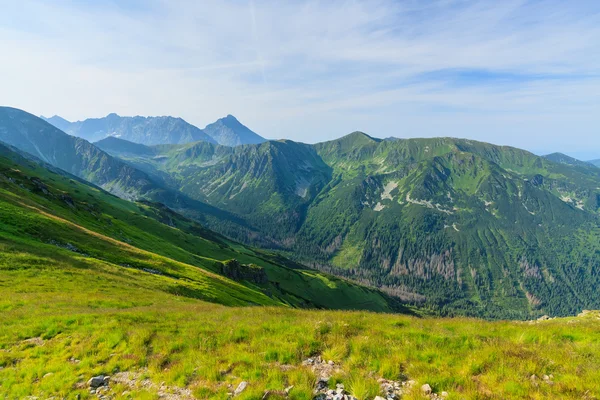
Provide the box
[1,0,600,159]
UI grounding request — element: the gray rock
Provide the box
[316,377,330,391]
[88,375,105,388]
[421,384,432,395]
[234,381,248,396]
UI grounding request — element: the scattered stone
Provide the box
[421,384,432,395]
[441,392,449,398]
[285,385,294,394]
[234,381,248,396]
[43,373,53,378]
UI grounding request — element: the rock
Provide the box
[374,397,386,400]
[328,360,334,365]
[88,375,106,388]
[234,381,248,396]
[421,384,432,395]
[103,375,111,386]
[285,385,294,394]
[43,372,53,378]
[441,392,449,398]
[316,377,330,391]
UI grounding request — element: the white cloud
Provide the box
[0,0,599,156]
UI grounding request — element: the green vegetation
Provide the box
[1,109,600,399]
[2,269,600,398]
[97,133,600,319]
[4,106,600,319]
[0,141,406,313]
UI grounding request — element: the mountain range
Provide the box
[4,106,600,319]
[42,113,266,147]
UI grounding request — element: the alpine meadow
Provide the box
[1,1,600,399]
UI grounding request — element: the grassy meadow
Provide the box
[1,280,600,399]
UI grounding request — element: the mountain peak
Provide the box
[543,152,594,168]
[344,131,378,141]
[203,115,266,146]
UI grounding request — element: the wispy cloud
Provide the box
[0,0,599,157]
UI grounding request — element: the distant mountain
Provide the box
[203,114,266,146]
[42,113,217,145]
[1,107,157,200]
[543,152,595,168]
[41,115,72,132]
[95,136,155,157]
[104,131,600,318]
[588,159,600,167]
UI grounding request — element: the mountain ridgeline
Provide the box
[42,113,266,147]
[4,106,600,319]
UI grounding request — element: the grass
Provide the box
[1,277,600,399]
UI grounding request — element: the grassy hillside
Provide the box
[2,271,599,399]
[0,142,407,312]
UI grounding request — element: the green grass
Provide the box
[1,275,600,399]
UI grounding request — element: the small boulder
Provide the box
[374,397,386,400]
[421,384,432,395]
[88,375,105,388]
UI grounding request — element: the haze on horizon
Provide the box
[1,0,599,159]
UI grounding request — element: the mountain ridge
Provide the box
[42,112,217,145]
[42,112,267,147]
[6,106,600,319]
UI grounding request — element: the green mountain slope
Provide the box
[203,114,267,146]
[0,141,407,312]
[97,137,333,246]
[42,112,217,145]
[103,133,600,319]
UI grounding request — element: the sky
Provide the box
[1,0,599,159]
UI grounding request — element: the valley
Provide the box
[1,106,600,398]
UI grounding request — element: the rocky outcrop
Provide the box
[220,259,268,284]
